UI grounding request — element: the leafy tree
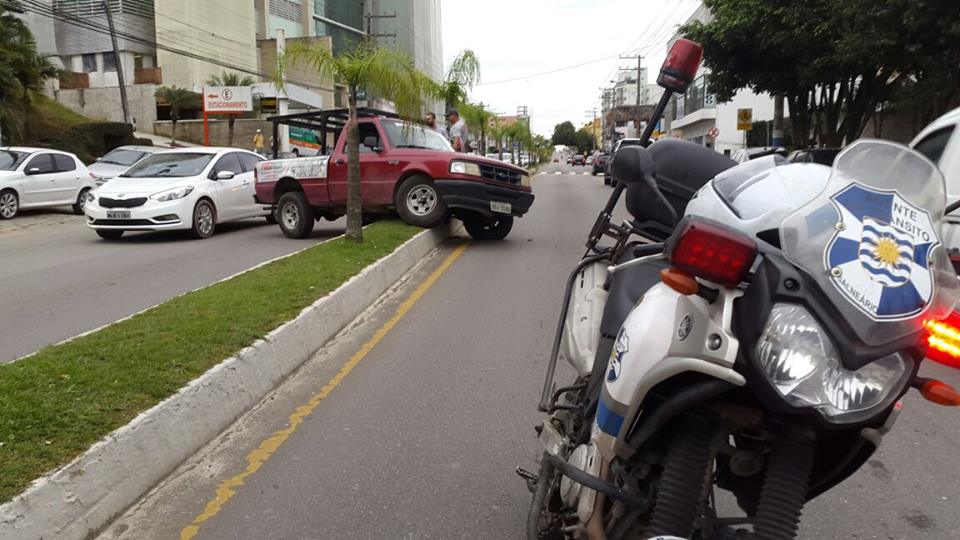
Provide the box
[551,121,577,147]
[154,86,200,146]
[439,50,481,112]
[459,101,493,153]
[205,71,256,146]
[683,0,960,147]
[574,127,595,154]
[279,41,436,242]
[0,0,57,142]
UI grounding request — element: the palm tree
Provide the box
[206,71,255,146]
[278,41,437,242]
[439,50,480,112]
[0,1,56,142]
[154,86,200,146]
[459,101,492,154]
[487,116,506,161]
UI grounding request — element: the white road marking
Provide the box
[554,171,562,175]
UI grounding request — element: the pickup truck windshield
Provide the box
[120,153,215,178]
[381,119,453,151]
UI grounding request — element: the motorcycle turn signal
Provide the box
[660,268,719,303]
[913,377,960,406]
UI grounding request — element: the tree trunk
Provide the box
[480,124,486,155]
[228,117,235,146]
[497,135,503,161]
[345,85,363,243]
[170,116,178,145]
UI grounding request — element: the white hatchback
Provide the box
[0,147,96,219]
[85,147,270,240]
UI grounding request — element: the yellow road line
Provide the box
[180,241,470,540]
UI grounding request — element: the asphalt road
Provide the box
[0,209,344,363]
[98,162,960,539]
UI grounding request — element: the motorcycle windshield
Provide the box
[780,139,960,346]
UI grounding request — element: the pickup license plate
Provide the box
[490,201,512,214]
[106,210,131,220]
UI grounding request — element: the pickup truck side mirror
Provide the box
[363,136,381,152]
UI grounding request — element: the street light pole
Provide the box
[102,0,130,126]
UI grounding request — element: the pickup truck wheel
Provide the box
[395,176,446,228]
[277,191,315,239]
[463,214,514,240]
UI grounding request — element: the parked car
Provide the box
[566,156,574,165]
[85,148,270,240]
[88,145,158,185]
[786,147,841,166]
[255,109,534,241]
[605,138,643,185]
[912,106,960,249]
[592,153,608,176]
[573,154,585,166]
[585,155,594,165]
[730,146,787,163]
[0,147,96,219]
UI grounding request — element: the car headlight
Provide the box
[450,161,482,177]
[150,186,195,202]
[756,304,908,423]
[521,173,531,188]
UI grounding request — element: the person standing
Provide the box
[253,129,266,156]
[446,108,469,152]
[425,112,445,135]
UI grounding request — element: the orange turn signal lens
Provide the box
[920,379,960,406]
[660,268,699,296]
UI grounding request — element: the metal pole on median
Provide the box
[276,28,290,154]
[102,0,130,126]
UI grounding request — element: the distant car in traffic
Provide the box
[731,146,787,163]
[585,155,594,165]
[88,145,158,185]
[573,154,585,166]
[592,153,608,176]
[0,147,96,219]
[85,148,270,240]
[785,147,841,166]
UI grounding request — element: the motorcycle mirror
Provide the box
[611,145,657,186]
[657,38,703,93]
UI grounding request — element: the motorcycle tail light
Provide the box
[668,219,757,286]
[923,311,960,368]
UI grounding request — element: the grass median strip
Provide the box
[0,220,420,503]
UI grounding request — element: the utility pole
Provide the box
[620,54,642,138]
[102,0,130,126]
[772,94,784,147]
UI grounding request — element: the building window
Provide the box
[269,0,301,21]
[133,54,144,70]
[81,53,97,72]
[103,52,117,72]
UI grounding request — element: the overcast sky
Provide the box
[440,0,701,136]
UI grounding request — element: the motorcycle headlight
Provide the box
[450,161,481,177]
[756,304,908,423]
[150,186,195,202]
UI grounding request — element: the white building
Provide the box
[663,3,782,156]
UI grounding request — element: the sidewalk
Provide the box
[135,131,201,148]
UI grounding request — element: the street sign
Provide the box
[203,86,253,113]
[737,108,753,131]
[707,126,720,139]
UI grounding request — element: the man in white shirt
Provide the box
[446,108,469,152]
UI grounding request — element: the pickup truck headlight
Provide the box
[521,174,531,188]
[756,304,908,423]
[450,161,482,177]
[150,186,195,202]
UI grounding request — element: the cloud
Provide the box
[441,0,699,136]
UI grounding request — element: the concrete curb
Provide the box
[0,224,455,540]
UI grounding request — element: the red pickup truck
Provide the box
[254,110,535,240]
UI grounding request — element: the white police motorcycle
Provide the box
[522,40,960,540]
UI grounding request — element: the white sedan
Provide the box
[0,147,96,219]
[85,147,271,240]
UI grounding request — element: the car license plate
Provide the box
[490,201,512,214]
[106,210,131,220]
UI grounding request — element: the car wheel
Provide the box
[463,214,514,240]
[96,229,124,240]
[191,199,217,239]
[395,175,446,228]
[603,176,611,186]
[72,188,91,215]
[277,191,315,239]
[0,190,18,219]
